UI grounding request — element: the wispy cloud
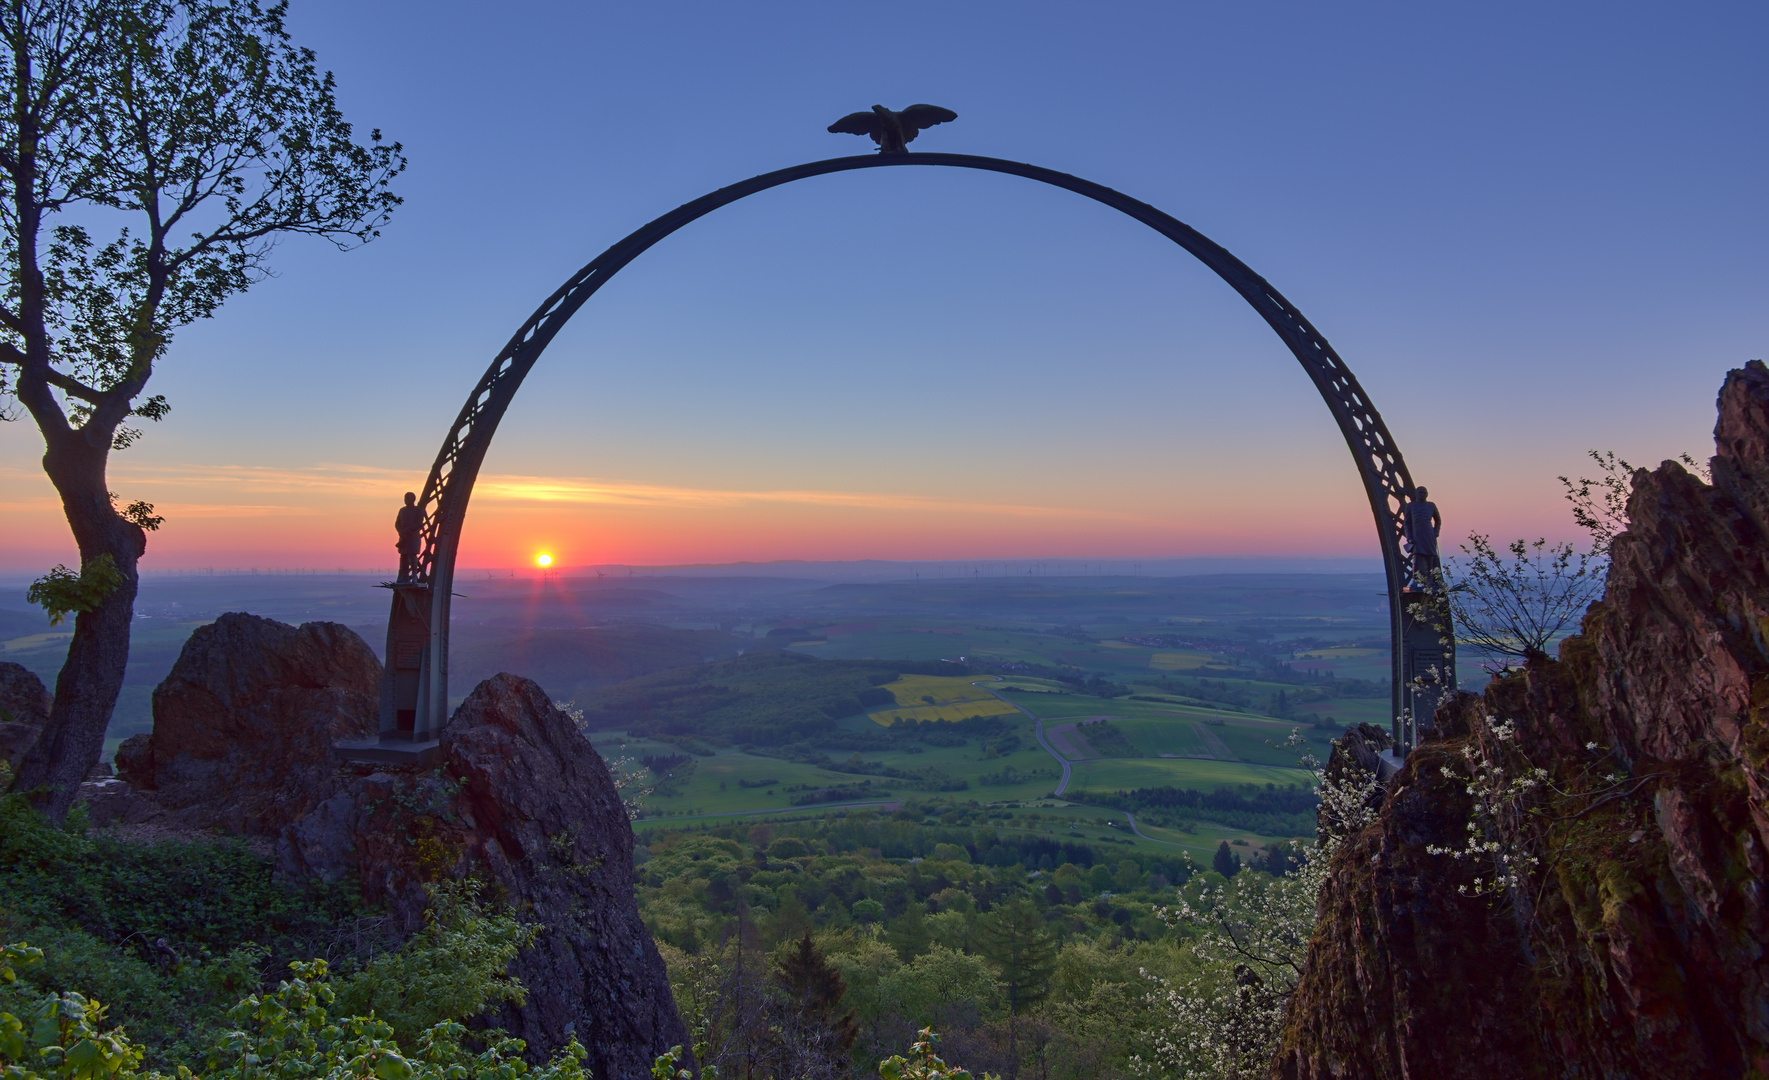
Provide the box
[75,462,1144,522]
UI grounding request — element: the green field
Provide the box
[595,666,1322,848]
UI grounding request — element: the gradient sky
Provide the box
[2,0,1764,573]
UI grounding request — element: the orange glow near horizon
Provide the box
[0,458,1592,573]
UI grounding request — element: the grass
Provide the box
[1067,756,1308,791]
[598,679,1318,830]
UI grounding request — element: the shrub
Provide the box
[767,837,812,859]
[331,880,537,1047]
[0,945,585,1080]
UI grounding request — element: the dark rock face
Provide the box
[282,675,688,1078]
[92,612,687,1078]
[111,612,378,834]
[0,662,50,771]
[1276,363,1769,1080]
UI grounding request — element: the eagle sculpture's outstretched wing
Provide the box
[898,104,958,132]
[827,111,882,137]
[828,104,957,152]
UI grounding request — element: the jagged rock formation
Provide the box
[93,616,687,1078]
[0,662,50,771]
[1275,363,1769,1078]
[283,675,688,1078]
[110,612,379,833]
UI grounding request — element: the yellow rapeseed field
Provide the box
[867,674,1019,726]
[885,674,997,706]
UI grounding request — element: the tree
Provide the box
[975,897,1055,1080]
[766,932,858,1078]
[1143,734,1382,1080]
[1212,840,1241,878]
[1559,448,1709,557]
[0,0,403,817]
[1442,534,1605,667]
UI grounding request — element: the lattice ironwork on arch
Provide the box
[383,152,1452,755]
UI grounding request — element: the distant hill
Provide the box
[448,626,752,705]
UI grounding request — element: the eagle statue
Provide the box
[827,104,958,153]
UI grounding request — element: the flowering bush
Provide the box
[1135,732,1379,1080]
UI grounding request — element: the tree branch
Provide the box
[41,366,106,403]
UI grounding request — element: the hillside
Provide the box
[576,652,967,744]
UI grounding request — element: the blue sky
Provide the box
[4,0,1763,570]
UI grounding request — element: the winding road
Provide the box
[974,678,1072,796]
[1126,811,1198,850]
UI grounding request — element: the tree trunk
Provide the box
[9,433,143,822]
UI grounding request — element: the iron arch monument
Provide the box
[372,147,1454,763]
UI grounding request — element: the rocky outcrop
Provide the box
[1276,363,1769,1079]
[0,662,50,771]
[281,675,688,1078]
[92,614,687,1078]
[110,612,378,834]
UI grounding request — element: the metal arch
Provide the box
[390,152,1452,749]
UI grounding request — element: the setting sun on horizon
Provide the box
[536,553,553,568]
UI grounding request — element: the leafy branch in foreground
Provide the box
[0,947,586,1080]
[877,1027,999,1080]
[25,554,124,627]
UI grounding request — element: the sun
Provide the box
[536,553,552,568]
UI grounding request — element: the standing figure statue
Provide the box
[1402,486,1442,586]
[395,492,423,582]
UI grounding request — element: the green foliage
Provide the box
[0,0,406,427]
[643,810,1222,1076]
[0,944,583,1080]
[0,796,362,1062]
[975,899,1055,1015]
[25,557,123,628]
[331,882,537,1047]
[0,940,146,1080]
[876,1029,997,1080]
[650,1045,693,1080]
[116,503,161,533]
[1212,841,1242,878]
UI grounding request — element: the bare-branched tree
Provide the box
[1558,449,1709,557]
[1,0,403,817]
[1443,535,1605,667]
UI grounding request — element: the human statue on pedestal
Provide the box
[1402,486,1442,586]
[395,492,423,582]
